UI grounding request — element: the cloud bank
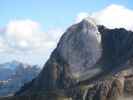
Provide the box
[0,19,63,66]
[5,19,60,51]
[76,4,133,31]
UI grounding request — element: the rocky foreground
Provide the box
[0,69,133,100]
[1,18,133,100]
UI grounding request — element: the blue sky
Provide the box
[0,0,133,67]
[1,0,133,30]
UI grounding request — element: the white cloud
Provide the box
[92,4,133,31]
[0,19,63,65]
[76,4,133,31]
[5,19,46,50]
[0,19,63,52]
[0,36,8,53]
[0,38,6,52]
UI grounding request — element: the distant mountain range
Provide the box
[0,60,41,96]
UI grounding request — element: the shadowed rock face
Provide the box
[98,26,133,71]
[83,26,133,100]
[16,18,102,96]
[77,26,133,86]
[99,26,133,63]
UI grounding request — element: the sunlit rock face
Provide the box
[16,18,102,96]
[57,18,102,77]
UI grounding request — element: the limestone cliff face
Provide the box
[84,26,133,100]
[78,26,133,86]
[16,18,102,96]
[56,19,101,76]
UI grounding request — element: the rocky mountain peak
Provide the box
[57,18,102,77]
[16,18,102,96]
[1,19,133,100]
